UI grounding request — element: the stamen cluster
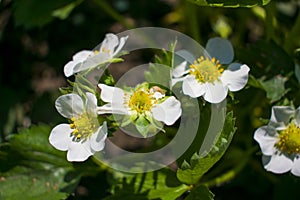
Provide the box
[275,122,300,155]
[70,113,98,142]
[190,57,224,83]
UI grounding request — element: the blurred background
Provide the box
[1,0,300,199]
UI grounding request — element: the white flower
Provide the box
[64,33,128,77]
[254,106,300,176]
[172,37,250,104]
[97,83,182,136]
[49,92,107,162]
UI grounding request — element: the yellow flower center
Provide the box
[70,113,98,142]
[100,47,111,54]
[275,122,300,155]
[190,57,224,83]
[128,90,154,114]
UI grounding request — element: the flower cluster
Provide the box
[254,106,300,176]
[98,83,181,136]
[49,34,250,162]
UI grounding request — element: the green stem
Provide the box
[92,0,134,29]
[265,2,276,41]
[284,12,300,54]
[201,146,258,188]
[184,1,201,42]
[92,156,109,170]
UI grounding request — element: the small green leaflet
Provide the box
[185,185,214,200]
[52,0,83,20]
[187,0,271,7]
[259,75,289,103]
[177,112,236,185]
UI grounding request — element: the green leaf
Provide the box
[107,169,189,200]
[185,185,214,200]
[145,41,177,91]
[259,75,289,103]
[187,0,271,7]
[104,177,149,200]
[177,112,236,184]
[0,125,81,199]
[236,40,294,79]
[13,0,75,28]
[145,63,172,90]
[0,166,71,200]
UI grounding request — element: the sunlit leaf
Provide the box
[187,0,271,7]
[0,125,81,199]
[177,112,236,184]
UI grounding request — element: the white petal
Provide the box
[64,50,93,77]
[221,64,250,92]
[270,106,294,124]
[294,107,300,126]
[98,84,125,104]
[205,37,234,64]
[90,122,107,151]
[172,61,188,78]
[171,76,187,86]
[55,94,84,119]
[73,50,93,62]
[203,82,228,104]
[100,33,119,56]
[182,76,205,98]
[151,96,182,125]
[291,157,300,176]
[175,50,197,65]
[64,61,76,77]
[153,92,165,100]
[97,104,129,115]
[86,92,97,115]
[74,53,110,73]
[67,140,93,162]
[49,124,73,151]
[264,153,293,174]
[254,126,277,156]
[112,35,128,57]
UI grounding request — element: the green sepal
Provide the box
[135,116,150,137]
